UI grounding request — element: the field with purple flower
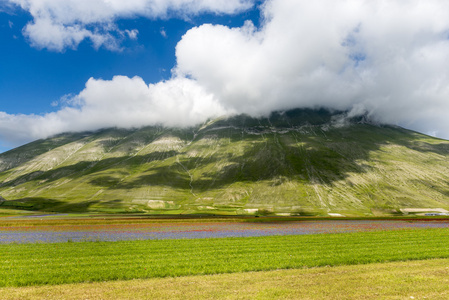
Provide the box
[0,217,448,244]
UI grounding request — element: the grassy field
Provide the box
[1,228,449,287]
[1,258,449,299]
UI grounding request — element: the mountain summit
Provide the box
[1,108,449,216]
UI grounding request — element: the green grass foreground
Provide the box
[1,259,449,299]
[1,228,449,287]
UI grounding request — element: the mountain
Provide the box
[1,108,449,216]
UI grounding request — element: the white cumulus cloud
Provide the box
[175,0,449,137]
[2,0,449,149]
[0,76,229,146]
[8,0,255,51]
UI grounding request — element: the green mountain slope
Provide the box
[1,109,449,216]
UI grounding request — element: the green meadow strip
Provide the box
[1,228,449,287]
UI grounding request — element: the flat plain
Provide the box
[0,215,449,299]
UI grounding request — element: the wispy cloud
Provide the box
[160,27,167,38]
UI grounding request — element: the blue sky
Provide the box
[1,15,178,114]
[1,0,449,154]
[0,3,259,114]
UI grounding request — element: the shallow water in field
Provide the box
[1,219,448,244]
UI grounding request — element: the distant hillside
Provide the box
[1,108,449,216]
